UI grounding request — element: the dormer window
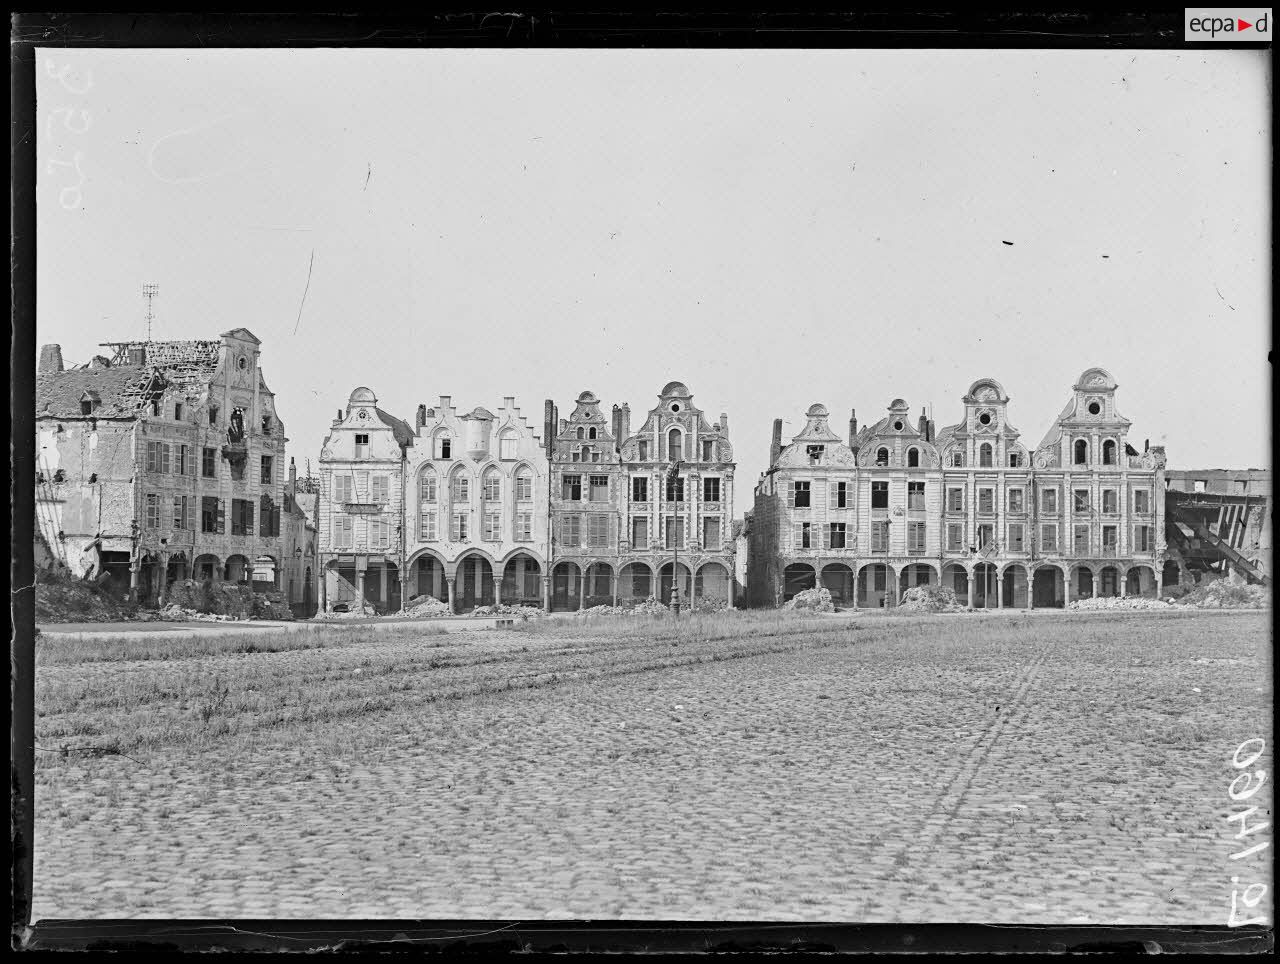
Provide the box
[875,447,889,466]
[979,443,993,467]
[80,392,100,416]
[588,427,597,440]
[174,403,183,420]
[638,439,650,460]
[978,411,992,426]
[1074,439,1088,465]
[1102,439,1117,465]
[209,405,219,426]
[1009,452,1022,468]
[807,445,825,464]
[262,415,273,435]
[435,434,452,460]
[951,451,965,468]
[150,398,162,416]
[907,447,920,468]
[354,433,369,459]
[702,439,715,461]
[1087,400,1102,415]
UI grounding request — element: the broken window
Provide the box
[631,517,649,549]
[978,488,994,514]
[792,480,812,509]
[828,523,847,550]
[1008,524,1024,552]
[146,441,171,475]
[201,496,220,533]
[665,476,685,502]
[230,498,255,536]
[1102,526,1118,552]
[1102,489,1118,514]
[209,405,219,426]
[1008,452,1022,467]
[150,398,162,417]
[1073,525,1090,555]
[53,469,66,484]
[795,521,814,550]
[1193,479,1206,493]
[807,445,825,465]
[261,415,272,435]
[908,522,926,554]
[1133,490,1150,514]
[580,446,594,462]
[831,481,850,509]
[950,451,966,467]
[515,512,533,542]
[230,458,245,482]
[977,524,994,549]
[871,481,889,509]
[1041,525,1058,553]
[875,447,889,466]
[907,447,920,468]
[1102,439,1116,466]
[871,521,889,552]
[261,455,274,486]
[908,481,925,511]
[979,443,993,467]
[372,475,390,503]
[450,474,470,503]
[947,524,964,551]
[589,475,609,502]
[638,439,650,461]
[451,513,469,542]
[1073,439,1088,465]
[1073,489,1090,512]
[484,511,502,541]
[435,434,452,459]
[703,477,721,503]
[632,477,649,503]
[589,427,598,440]
[171,495,189,531]
[562,474,582,501]
[1134,525,1153,552]
[1008,488,1024,513]
[515,470,533,501]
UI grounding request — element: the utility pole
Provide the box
[666,459,683,618]
[142,283,159,342]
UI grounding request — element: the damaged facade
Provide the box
[35,330,289,605]
[749,369,1168,608]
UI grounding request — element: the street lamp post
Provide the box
[667,459,683,619]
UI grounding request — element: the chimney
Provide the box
[848,409,858,447]
[337,408,343,421]
[1144,438,1150,453]
[619,403,631,443]
[611,404,623,442]
[543,399,558,450]
[558,418,567,435]
[89,355,111,369]
[39,344,64,373]
[289,457,297,486]
[770,418,783,465]
[504,396,516,410]
[918,408,928,436]
[416,404,427,429]
[719,412,728,436]
[927,419,936,443]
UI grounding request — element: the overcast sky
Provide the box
[36,48,1271,493]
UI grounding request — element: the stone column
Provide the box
[727,572,736,610]
[967,568,976,608]
[129,561,140,604]
[446,576,457,614]
[1027,568,1035,610]
[493,566,503,607]
[1156,566,1164,599]
[319,559,328,612]
[611,571,619,607]
[542,573,551,611]
[1119,568,1128,598]
[996,569,1004,609]
[399,575,409,611]
[1090,570,1098,599]
[158,551,170,606]
[356,569,366,612]
[578,564,587,610]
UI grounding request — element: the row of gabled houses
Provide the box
[36,326,1187,614]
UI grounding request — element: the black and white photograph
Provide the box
[13,11,1272,953]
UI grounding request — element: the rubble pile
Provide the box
[899,585,964,613]
[1068,596,1174,611]
[784,587,835,613]
[1175,578,1270,609]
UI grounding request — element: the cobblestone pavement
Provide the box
[31,611,1271,923]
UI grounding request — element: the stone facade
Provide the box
[749,369,1167,608]
[546,380,737,611]
[403,396,549,613]
[35,329,288,605]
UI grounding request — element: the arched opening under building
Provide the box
[165,551,190,590]
[619,562,652,606]
[252,554,279,592]
[695,562,730,606]
[858,563,896,608]
[783,563,816,601]
[501,554,543,607]
[659,562,692,607]
[551,561,581,612]
[1097,565,1121,598]
[224,554,250,584]
[1126,565,1158,598]
[455,554,494,611]
[901,563,936,590]
[414,554,449,603]
[1032,565,1065,608]
[582,562,614,608]
[1074,565,1095,600]
[972,562,998,608]
[1162,559,1183,591]
[193,553,220,583]
[1001,564,1029,608]
[943,563,969,603]
[821,563,855,606]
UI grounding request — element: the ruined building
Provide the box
[1163,469,1271,585]
[35,330,289,605]
[545,381,737,611]
[749,369,1168,608]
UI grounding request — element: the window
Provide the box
[561,514,581,547]
[875,447,889,466]
[176,444,190,476]
[202,447,217,478]
[907,447,920,468]
[354,434,369,459]
[979,443,993,467]
[1008,524,1024,552]
[172,496,189,531]
[589,427,597,440]
[1008,488,1024,513]
[795,521,814,550]
[638,439,650,461]
[871,481,889,509]
[807,444,825,464]
[484,511,502,541]
[420,470,438,502]
[261,455,274,485]
[451,474,470,503]
[950,451,966,467]
[1134,525,1153,552]
[145,494,161,529]
[262,415,272,435]
[947,488,964,513]
[1008,452,1022,468]
[499,434,517,460]
[150,398,161,417]
[1073,525,1090,555]
[1193,479,1207,493]
[631,517,649,549]
[370,519,391,549]
[703,477,721,503]
[978,488,994,514]
[334,516,353,549]
[209,405,219,426]
[1102,526,1118,551]
[977,524,994,549]
[1102,489,1118,514]
[174,402,183,421]
[1073,489,1090,512]
[1040,525,1058,553]
[334,475,353,504]
[871,521,889,552]
[371,474,389,503]
[1041,488,1058,513]
[832,481,850,509]
[703,439,716,461]
[80,399,94,415]
[632,477,649,503]
[588,514,609,547]
[562,474,582,501]
[230,498,255,536]
[668,429,683,462]
[828,522,847,549]
[696,516,720,550]
[665,517,685,550]
[483,473,502,502]
[1073,439,1088,465]
[420,510,437,541]
[947,524,964,552]
[515,470,533,501]
[450,513,469,541]
[792,480,811,509]
[576,427,585,440]
[1102,440,1116,466]
[589,475,609,502]
[908,481,925,511]
[908,521,926,554]
[435,434,452,459]
[1133,490,1150,514]
[515,512,533,542]
[230,458,245,482]
[580,446,594,463]
[665,476,685,503]
[146,441,171,474]
[201,496,220,533]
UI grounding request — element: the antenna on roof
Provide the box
[142,283,159,342]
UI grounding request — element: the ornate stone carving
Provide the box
[1033,447,1058,469]
[975,386,998,401]
[716,439,734,462]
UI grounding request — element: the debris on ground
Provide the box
[899,585,964,613]
[1174,577,1270,609]
[1068,596,1175,611]
[784,587,835,613]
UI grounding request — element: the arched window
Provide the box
[450,471,469,503]
[482,469,501,502]
[668,429,683,462]
[1073,439,1088,465]
[588,427,597,440]
[1008,452,1022,468]
[515,468,533,501]
[979,443,993,467]
[434,432,452,459]
[876,447,889,466]
[1102,440,1116,466]
[419,468,438,502]
[951,450,965,468]
[576,427,585,440]
[907,447,920,468]
[581,445,593,462]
